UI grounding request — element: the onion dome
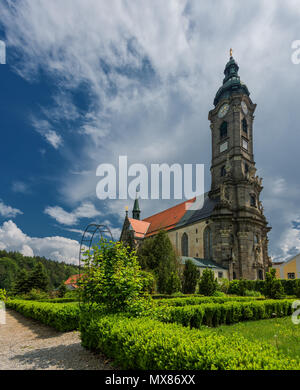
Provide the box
[214,49,250,106]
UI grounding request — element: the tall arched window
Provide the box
[250,194,257,207]
[242,118,248,134]
[204,227,213,259]
[221,165,226,177]
[220,121,228,139]
[181,233,189,257]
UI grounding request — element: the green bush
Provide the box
[58,283,67,298]
[6,300,80,331]
[264,269,285,299]
[198,269,218,296]
[79,309,300,370]
[218,278,230,293]
[154,299,295,328]
[182,260,199,294]
[155,296,264,307]
[0,288,7,302]
[244,289,262,297]
[80,240,151,314]
[294,279,300,298]
[139,271,156,294]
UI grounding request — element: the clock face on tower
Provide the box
[241,101,248,115]
[218,103,229,118]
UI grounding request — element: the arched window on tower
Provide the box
[220,121,228,139]
[250,194,257,207]
[242,118,248,134]
[221,165,226,177]
[204,227,213,259]
[181,233,189,257]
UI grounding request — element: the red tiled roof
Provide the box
[143,197,196,237]
[128,218,150,238]
[64,274,82,286]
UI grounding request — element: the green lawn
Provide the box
[202,316,300,359]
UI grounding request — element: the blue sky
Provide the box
[0,0,300,264]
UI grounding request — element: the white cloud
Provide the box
[44,201,101,226]
[1,0,300,259]
[31,117,63,149]
[0,200,23,218]
[0,220,79,264]
[12,181,31,194]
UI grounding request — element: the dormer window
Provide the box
[220,121,228,139]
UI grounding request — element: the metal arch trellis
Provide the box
[79,223,114,275]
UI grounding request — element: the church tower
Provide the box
[208,50,272,280]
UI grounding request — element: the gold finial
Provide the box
[230,48,233,58]
[125,206,128,212]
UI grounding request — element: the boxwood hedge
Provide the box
[156,296,264,307]
[6,300,80,331]
[153,299,295,328]
[79,310,300,370]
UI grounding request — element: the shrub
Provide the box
[218,278,230,293]
[295,279,300,299]
[80,240,151,314]
[79,310,300,370]
[198,269,218,296]
[6,300,79,331]
[58,283,67,298]
[0,288,7,302]
[137,230,181,294]
[244,289,262,297]
[182,260,199,294]
[139,271,156,294]
[165,271,181,295]
[155,295,264,307]
[154,299,295,328]
[264,269,285,299]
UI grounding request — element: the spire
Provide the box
[132,194,141,220]
[214,50,250,106]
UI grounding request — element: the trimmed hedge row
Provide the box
[228,279,299,296]
[38,298,78,303]
[79,310,300,370]
[153,299,295,328]
[156,296,264,307]
[6,300,80,331]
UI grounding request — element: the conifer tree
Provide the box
[137,230,181,294]
[28,262,50,292]
[198,268,218,296]
[182,260,199,294]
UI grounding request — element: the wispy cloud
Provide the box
[31,117,63,149]
[45,201,101,226]
[11,181,31,194]
[0,200,23,218]
[1,0,300,261]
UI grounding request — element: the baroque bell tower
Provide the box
[208,50,272,280]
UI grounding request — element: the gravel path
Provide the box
[0,309,113,370]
